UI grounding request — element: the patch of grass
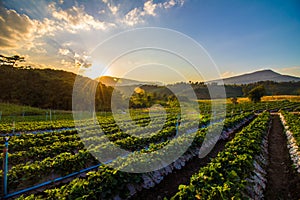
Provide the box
[261,95,300,102]
[0,103,71,116]
[225,95,300,104]
[0,103,46,116]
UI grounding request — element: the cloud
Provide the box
[0,0,187,73]
[58,48,70,56]
[0,6,62,50]
[122,0,156,26]
[277,66,300,77]
[144,0,157,16]
[107,3,119,16]
[61,59,75,69]
[162,0,185,9]
[49,3,115,32]
[122,0,186,26]
[221,71,236,78]
[31,46,47,54]
[0,7,35,49]
[122,8,144,26]
[0,0,186,49]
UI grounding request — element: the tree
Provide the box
[231,97,238,105]
[0,55,25,67]
[247,85,265,103]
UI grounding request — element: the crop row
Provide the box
[16,112,254,199]
[171,112,270,199]
[279,111,300,173]
[1,113,213,166]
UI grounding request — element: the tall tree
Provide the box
[0,55,25,67]
[247,85,265,103]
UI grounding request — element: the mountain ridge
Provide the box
[207,69,300,85]
[98,69,300,86]
[96,76,163,87]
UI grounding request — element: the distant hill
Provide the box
[0,65,114,110]
[207,69,300,85]
[96,76,162,87]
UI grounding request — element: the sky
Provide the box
[0,0,300,82]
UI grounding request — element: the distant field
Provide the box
[227,95,300,103]
[262,95,300,102]
[0,103,71,119]
[0,103,46,116]
[198,95,300,104]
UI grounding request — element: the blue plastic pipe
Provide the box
[3,138,8,196]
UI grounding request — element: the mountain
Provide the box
[207,69,300,85]
[97,76,162,87]
[0,65,114,110]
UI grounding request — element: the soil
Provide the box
[265,114,300,200]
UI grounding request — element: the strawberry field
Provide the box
[0,101,300,199]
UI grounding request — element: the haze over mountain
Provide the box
[99,69,300,86]
[96,76,163,87]
[207,69,300,85]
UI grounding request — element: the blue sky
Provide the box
[0,0,299,82]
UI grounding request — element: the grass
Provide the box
[261,95,300,102]
[0,103,47,116]
[0,103,72,116]
[225,95,300,104]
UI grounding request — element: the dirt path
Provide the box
[265,114,300,200]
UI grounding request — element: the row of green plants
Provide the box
[3,111,253,192]
[0,115,182,166]
[1,140,84,166]
[0,150,98,190]
[0,115,189,189]
[15,112,255,199]
[280,111,300,147]
[0,130,78,152]
[1,101,297,134]
[0,110,170,133]
[279,111,300,173]
[1,117,201,190]
[3,116,178,166]
[171,112,270,199]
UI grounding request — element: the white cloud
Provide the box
[144,0,157,16]
[99,9,106,14]
[163,0,176,9]
[31,47,47,54]
[74,52,91,69]
[58,48,70,55]
[0,6,61,50]
[122,0,156,26]
[61,59,74,68]
[0,8,35,48]
[108,3,119,15]
[0,0,186,50]
[0,0,187,73]
[121,0,186,26]
[221,71,236,78]
[277,66,300,77]
[49,3,115,32]
[122,8,144,26]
